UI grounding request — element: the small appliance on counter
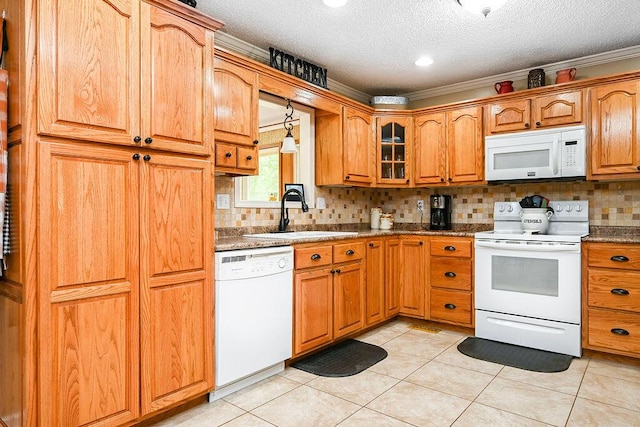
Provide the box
[430,195,452,230]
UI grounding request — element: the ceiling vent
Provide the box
[370,96,409,109]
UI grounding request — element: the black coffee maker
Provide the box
[430,195,452,230]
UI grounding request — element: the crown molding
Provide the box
[403,44,640,101]
[215,32,640,104]
[215,32,371,104]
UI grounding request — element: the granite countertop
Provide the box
[215,224,640,252]
[215,224,490,252]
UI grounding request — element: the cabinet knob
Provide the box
[345,249,355,255]
[345,175,350,180]
[440,178,445,183]
[406,179,410,184]
[444,303,456,310]
[143,154,151,161]
[246,155,253,160]
[419,241,424,246]
[524,123,530,128]
[335,269,341,274]
[225,152,233,158]
[444,271,456,278]
[611,328,630,336]
[444,245,456,251]
[310,253,321,260]
[330,269,335,274]
[369,242,374,247]
[611,288,630,296]
[132,153,140,160]
[611,255,629,262]
[253,140,259,145]
[133,136,142,143]
[637,165,640,171]
[144,137,153,144]
[535,121,541,127]
[448,177,452,182]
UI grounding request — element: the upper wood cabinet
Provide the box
[376,116,412,186]
[486,90,583,134]
[213,57,260,175]
[37,0,217,156]
[343,107,375,185]
[414,107,483,186]
[448,106,484,184]
[415,112,446,185]
[590,80,640,179]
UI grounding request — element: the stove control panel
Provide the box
[494,200,589,222]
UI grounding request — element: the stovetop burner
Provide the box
[475,200,589,243]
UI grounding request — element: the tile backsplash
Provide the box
[215,176,640,229]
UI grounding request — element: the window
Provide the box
[235,94,315,208]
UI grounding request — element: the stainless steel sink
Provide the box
[243,231,358,240]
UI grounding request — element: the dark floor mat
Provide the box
[457,337,573,373]
[291,339,388,377]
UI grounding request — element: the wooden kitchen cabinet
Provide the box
[428,237,473,327]
[37,141,214,423]
[343,107,375,185]
[38,0,216,157]
[385,238,402,318]
[414,106,483,186]
[485,90,583,134]
[20,1,221,425]
[584,243,640,358]
[399,236,428,317]
[293,240,365,356]
[376,116,413,186]
[213,56,260,175]
[365,239,386,326]
[447,107,484,185]
[415,112,446,185]
[589,80,640,179]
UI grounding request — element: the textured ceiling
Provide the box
[197,0,640,97]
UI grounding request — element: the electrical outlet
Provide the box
[216,193,230,209]
[417,200,425,212]
[316,197,326,209]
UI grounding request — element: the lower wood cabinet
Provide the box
[365,239,386,326]
[428,236,474,327]
[384,238,402,318]
[584,242,640,357]
[37,142,214,424]
[398,236,428,317]
[293,240,365,356]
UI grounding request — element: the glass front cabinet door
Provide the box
[377,116,413,186]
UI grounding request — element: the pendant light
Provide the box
[456,0,507,17]
[280,99,297,154]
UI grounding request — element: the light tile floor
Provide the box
[153,320,640,427]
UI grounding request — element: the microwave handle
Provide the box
[552,136,559,176]
[475,240,580,252]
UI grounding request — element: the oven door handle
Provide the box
[475,241,580,252]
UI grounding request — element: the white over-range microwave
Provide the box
[485,125,586,182]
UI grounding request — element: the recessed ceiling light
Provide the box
[415,57,434,67]
[323,0,347,7]
[457,0,507,17]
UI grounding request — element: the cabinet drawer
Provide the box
[236,146,258,170]
[587,244,640,270]
[430,237,472,258]
[587,308,640,355]
[430,257,472,290]
[295,246,333,269]
[333,241,365,263]
[215,143,237,168]
[588,270,640,312]
[430,289,472,325]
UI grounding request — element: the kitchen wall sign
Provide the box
[269,47,328,89]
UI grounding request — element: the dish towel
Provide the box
[0,69,9,272]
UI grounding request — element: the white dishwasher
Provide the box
[209,246,294,401]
